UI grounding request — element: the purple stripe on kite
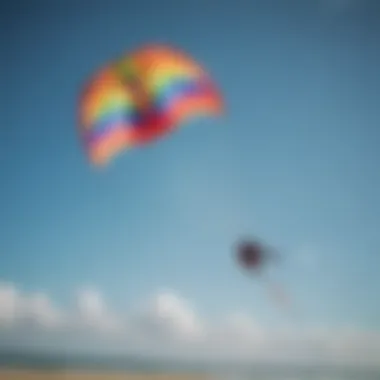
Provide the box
[84,122,128,147]
[84,110,142,144]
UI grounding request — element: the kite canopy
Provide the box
[236,240,266,270]
[78,44,224,166]
[235,238,278,274]
[234,239,290,309]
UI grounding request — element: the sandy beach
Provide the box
[0,370,213,380]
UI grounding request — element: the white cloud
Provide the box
[23,292,63,328]
[0,283,19,325]
[216,312,263,345]
[74,287,122,332]
[0,281,379,368]
[0,282,63,329]
[136,289,203,341]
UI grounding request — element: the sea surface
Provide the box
[0,351,378,380]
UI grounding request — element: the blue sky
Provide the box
[1,0,380,350]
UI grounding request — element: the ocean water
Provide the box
[0,352,378,380]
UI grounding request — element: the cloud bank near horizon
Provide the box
[0,281,379,368]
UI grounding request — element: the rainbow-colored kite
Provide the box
[78,44,224,166]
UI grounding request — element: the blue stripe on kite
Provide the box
[154,79,212,110]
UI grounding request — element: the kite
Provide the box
[234,238,290,309]
[236,239,277,274]
[78,44,224,166]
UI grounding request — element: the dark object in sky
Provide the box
[234,238,290,309]
[235,238,276,272]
